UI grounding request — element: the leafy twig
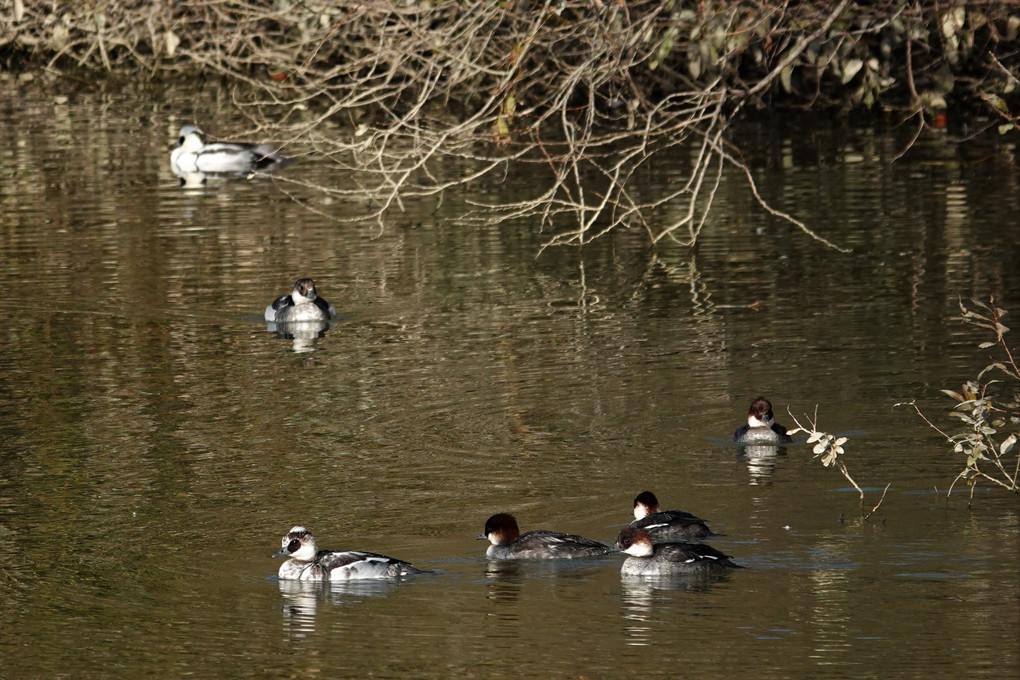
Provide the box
[901,296,1020,500]
[787,406,888,518]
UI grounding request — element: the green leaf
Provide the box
[984,94,1009,115]
[649,27,676,71]
[494,114,510,140]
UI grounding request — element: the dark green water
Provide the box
[0,76,1017,678]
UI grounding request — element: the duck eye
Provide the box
[287,539,300,553]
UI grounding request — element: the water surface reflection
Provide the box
[0,80,1016,679]
[265,319,332,352]
[278,578,409,641]
[620,571,735,644]
[736,444,789,485]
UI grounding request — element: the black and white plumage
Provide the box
[629,491,717,542]
[265,278,336,323]
[170,125,290,178]
[477,513,612,560]
[273,526,423,581]
[615,527,742,576]
[733,396,793,444]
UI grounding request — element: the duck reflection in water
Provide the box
[175,171,209,189]
[278,579,321,640]
[278,579,404,640]
[737,444,786,485]
[483,556,608,603]
[619,571,731,647]
[266,317,331,353]
[483,560,526,604]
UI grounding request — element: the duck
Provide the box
[265,278,336,323]
[477,513,612,560]
[629,491,716,541]
[615,527,742,576]
[170,124,290,177]
[733,396,793,444]
[273,526,423,581]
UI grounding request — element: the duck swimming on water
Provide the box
[629,491,717,542]
[733,396,793,445]
[477,513,612,560]
[170,125,290,178]
[274,526,423,581]
[616,526,742,576]
[265,278,336,323]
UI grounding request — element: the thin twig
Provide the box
[863,483,891,520]
[744,0,854,98]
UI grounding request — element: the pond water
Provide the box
[0,75,1018,679]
